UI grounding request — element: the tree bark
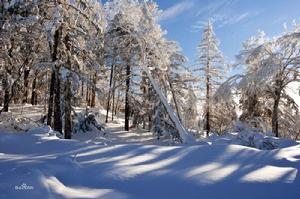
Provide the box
[47,26,60,126]
[125,63,131,131]
[53,66,62,134]
[23,68,30,104]
[47,70,55,126]
[64,74,72,139]
[205,70,211,137]
[105,65,114,123]
[86,82,89,105]
[51,27,63,133]
[31,75,37,105]
[148,85,153,131]
[91,73,97,108]
[114,89,120,116]
[81,81,84,97]
[272,90,281,137]
[111,79,116,121]
[3,76,9,112]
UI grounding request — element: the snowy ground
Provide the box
[0,105,300,199]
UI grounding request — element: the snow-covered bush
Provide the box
[152,101,182,143]
[0,112,41,132]
[73,110,105,134]
[206,122,298,150]
[232,122,277,150]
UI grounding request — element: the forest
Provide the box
[0,0,300,199]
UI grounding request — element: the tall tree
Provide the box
[196,21,225,136]
[240,28,300,137]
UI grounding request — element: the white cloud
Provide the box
[218,12,255,27]
[190,0,260,32]
[196,0,237,17]
[159,1,194,21]
[191,11,259,32]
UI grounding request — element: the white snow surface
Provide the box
[0,126,300,199]
[0,105,300,198]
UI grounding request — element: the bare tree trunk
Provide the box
[148,85,153,131]
[87,75,92,107]
[53,66,62,133]
[86,82,89,106]
[114,89,120,116]
[63,32,73,139]
[51,27,63,133]
[111,76,116,121]
[205,67,211,137]
[272,91,281,137]
[23,68,30,104]
[31,75,37,105]
[3,76,9,112]
[81,81,84,97]
[47,70,55,126]
[125,63,131,131]
[47,26,60,126]
[105,65,114,123]
[81,66,85,97]
[44,71,48,113]
[64,74,72,139]
[91,73,97,108]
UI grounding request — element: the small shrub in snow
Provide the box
[206,122,297,150]
[0,113,41,132]
[73,111,105,134]
[229,122,278,149]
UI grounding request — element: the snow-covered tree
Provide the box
[218,27,300,138]
[103,0,194,143]
[1,0,105,138]
[240,27,300,137]
[196,21,225,136]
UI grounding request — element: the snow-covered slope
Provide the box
[1,127,300,199]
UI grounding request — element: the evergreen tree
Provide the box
[196,21,225,136]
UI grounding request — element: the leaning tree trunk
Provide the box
[167,75,182,123]
[125,63,131,131]
[64,74,72,139]
[141,66,194,143]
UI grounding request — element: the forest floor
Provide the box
[0,105,300,199]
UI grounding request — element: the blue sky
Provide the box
[157,0,300,68]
